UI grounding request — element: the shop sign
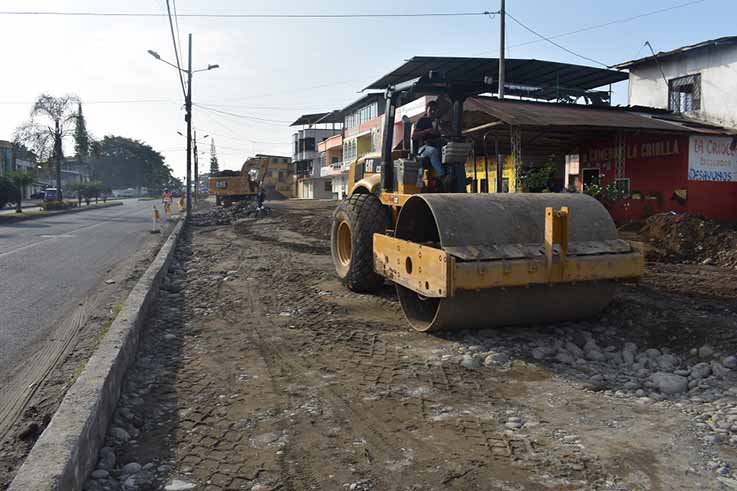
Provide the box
[689,135,737,182]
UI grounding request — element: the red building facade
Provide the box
[577,134,737,223]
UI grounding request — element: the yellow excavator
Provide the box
[330,73,643,332]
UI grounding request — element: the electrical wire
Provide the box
[473,0,706,56]
[171,0,184,80]
[164,0,187,99]
[504,11,610,67]
[508,0,706,50]
[0,10,496,19]
[194,104,293,124]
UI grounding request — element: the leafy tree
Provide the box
[7,171,36,213]
[74,102,90,162]
[209,138,219,175]
[90,136,174,193]
[15,94,80,201]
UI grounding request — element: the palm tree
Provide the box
[7,171,36,213]
[15,94,80,201]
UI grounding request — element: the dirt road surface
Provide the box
[84,200,737,491]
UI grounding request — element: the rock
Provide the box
[122,462,142,475]
[555,350,574,365]
[691,362,712,380]
[565,342,584,359]
[165,479,197,491]
[483,352,509,366]
[657,354,679,371]
[623,342,638,353]
[635,389,646,397]
[623,381,640,390]
[723,356,737,369]
[585,349,606,362]
[98,447,116,470]
[111,426,130,443]
[91,469,110,479]
[674,369,691,377]
[505,421,522,429]
[699,345,714,359]
[645,348,661,359]
[702,257,714,265]
[461,354,482,369]
[651,372,688,395]
[711,361,730,377]
[531,348,547,360]
[622,350,635,366]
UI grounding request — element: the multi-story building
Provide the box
[241,154,294,199]
[340,93,384,174]
[291,112,341,199]
[614,36,737,129]
[318,134,344,198]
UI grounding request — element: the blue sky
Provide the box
[0,0,733,176]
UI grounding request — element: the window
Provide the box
[304,138,316,152]
[324,180,332,192]
[582,168,600,188]
[669,74,701,113]
[331,156,340,165]
[278,171,285,182]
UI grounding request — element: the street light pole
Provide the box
[185,33,193,215]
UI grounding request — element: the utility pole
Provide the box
[185,33,193,215]
[497,0,506,193]
[498,0,506,100]
[193,129,199,203]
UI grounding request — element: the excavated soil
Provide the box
[634,213,737,268]
[83,200,737,491]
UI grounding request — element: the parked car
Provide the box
[30,191,45,200]
[43,188,60,201]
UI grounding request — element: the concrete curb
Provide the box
[9,217,186,491]
[0,201,125,224]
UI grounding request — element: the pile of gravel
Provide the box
[189,201,257,227]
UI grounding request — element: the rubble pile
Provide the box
[189,201,257,227]
[639,212,737,267]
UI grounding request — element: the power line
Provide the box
[509,0,706,50]
[171,0,184,75]
[473,0,706,56]
[504,11,609,67]
[0,9,496,19]
[164,0,187,98]
[194,104,292,124]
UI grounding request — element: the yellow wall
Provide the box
[356,134,372,157]
[465,155,516,193]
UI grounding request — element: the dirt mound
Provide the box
[639,212,737,267]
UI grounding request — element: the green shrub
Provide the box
[0,176,17,209]
[42,200,78,211]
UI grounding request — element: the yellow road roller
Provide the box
[330,75,643,332]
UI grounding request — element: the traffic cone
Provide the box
[151,205,161,234]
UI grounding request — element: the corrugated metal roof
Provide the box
[463,97,731,134]
[613,36,737,69]
[364,57,627,98]
[290,113,330,126]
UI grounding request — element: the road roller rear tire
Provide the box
[331,193,390,293]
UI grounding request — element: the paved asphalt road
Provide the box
[0,200,156,376]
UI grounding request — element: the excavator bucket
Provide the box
[373,193,643,332]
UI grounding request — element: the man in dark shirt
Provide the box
[412,100,445,179]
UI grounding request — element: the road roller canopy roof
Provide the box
[364,56,627,100]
